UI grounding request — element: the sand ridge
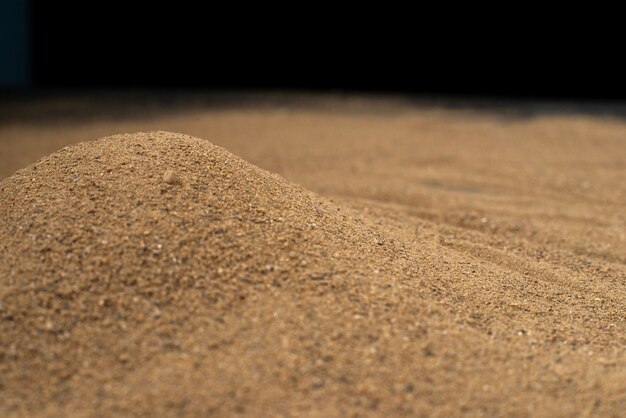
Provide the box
[0,122,625,417]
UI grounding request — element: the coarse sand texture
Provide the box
[0,131,625,417]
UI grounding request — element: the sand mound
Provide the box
[0,131,382,307]
[0,132,413,416]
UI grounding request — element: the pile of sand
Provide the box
[0,131,388,314]
[1,131,624,417]
[0,132,414,416]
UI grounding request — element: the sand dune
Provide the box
[0,102,625,417]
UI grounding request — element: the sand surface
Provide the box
[0,95,625,417]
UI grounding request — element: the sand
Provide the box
[0,96,624,417]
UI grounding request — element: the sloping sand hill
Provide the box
[0,99,625,417]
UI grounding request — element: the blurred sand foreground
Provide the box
[0,95,624,417]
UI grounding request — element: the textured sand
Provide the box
[0,97,625,417]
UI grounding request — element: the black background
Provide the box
[23,3,626,101]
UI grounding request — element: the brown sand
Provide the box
[0,97,625,417]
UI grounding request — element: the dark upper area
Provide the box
[2,2,624,102]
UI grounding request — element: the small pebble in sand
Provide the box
[163,169,181,185]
